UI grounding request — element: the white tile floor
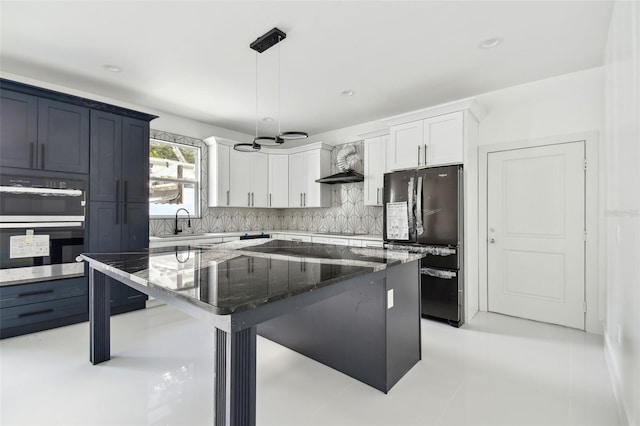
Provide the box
[0,307,621,426]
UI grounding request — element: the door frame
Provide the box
[478,132,600,332]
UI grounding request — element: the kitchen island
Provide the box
[80,239,422,426]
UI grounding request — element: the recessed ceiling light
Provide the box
[341,90,355,97]
[478,37,503,49]
[103,64,121,73]
[262,117,274,122]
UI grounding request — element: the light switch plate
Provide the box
[387,289,394,309]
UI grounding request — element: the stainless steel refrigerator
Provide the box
[383,165,464,327]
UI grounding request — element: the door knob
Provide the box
[489,238,496,244]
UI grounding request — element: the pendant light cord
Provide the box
[255,50,258,139]
[278,36,282,136]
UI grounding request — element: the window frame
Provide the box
[149,138,201,219]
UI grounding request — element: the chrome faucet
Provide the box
[174,208,191,235]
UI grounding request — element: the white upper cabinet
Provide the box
[364,135,387,206]
[268,154,289,208]
[208,142,230,207]
[288,152,305,207]
[387,111,465,171]
[229,150,268,207]
[423,111,463,166]
[387,121,423,171]
[288,148,330,208]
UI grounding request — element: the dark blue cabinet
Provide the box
[0,89,38,169]
[0,79,156,337]
[0,89,89,173]
[88,112,151,314]
[0,277,89,339]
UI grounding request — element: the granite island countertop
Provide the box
[79,239,422,316]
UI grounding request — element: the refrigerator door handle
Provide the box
[416,176,424,235]
[407,177,415,235]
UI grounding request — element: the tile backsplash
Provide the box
[149,130,382,237]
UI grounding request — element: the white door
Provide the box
[303,150,320,207]
[250,153,268,207]
[364,136,386,206]
[268,154,289,207]
[388,121,422,170]
[487,141,585,329]
[288,152,305,207]
[229,149,252,207]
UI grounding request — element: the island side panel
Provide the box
[385,260,421,389]
[89,267,111,364]
[214,326,257,426]
[257,273,387,392]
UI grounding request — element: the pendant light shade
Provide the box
[234,27,307,152]
[277,131,308,140]
[253,136,283,146]
[233,142,261,152]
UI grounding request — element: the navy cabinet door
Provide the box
[90,111,122,202]
[0,89,38,169]
[38,99,89,173]
[88,201,122,252]
[122,202,149,251]
[121,117,149,204]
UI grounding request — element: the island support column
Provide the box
[89,266,110,364]
[214,326,257,426]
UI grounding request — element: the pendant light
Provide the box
[234,27,307,152]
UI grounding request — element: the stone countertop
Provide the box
[79,239,421,316]
[149,231,383,243]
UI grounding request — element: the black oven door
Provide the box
[0,225,85,270]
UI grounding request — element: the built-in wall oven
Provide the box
[0,174,86,285]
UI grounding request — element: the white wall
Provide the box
[603,1,640,425]
[477,67,604,146]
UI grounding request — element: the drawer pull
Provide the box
[18,289,54,298]
[19,308,54,318]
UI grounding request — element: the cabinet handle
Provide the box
[424,144,427,165]
[303,193,306,207]
[19,308,54,318]
[251,192,254,206]
[40,145,45,169]
[269,193,272,207]
[123,203,127,224]
[300,193,303,207]
[18,289,54,297]
[29,143,34,168]
[115,180,120,225]
[248,192,251,207]
[417,145,421,166]
[124,181,128,202]
[226,190,230,206]
[377,188,380,204]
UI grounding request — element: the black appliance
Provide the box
[0,174,86,283]
[383,165,464,327]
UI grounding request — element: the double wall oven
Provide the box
[0,174,86,284]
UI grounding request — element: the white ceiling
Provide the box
[0,1,613,137]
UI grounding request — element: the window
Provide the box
[149,139,200,217]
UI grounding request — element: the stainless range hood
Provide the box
[315,170,364,184]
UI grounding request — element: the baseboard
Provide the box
[604,332,632,426]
